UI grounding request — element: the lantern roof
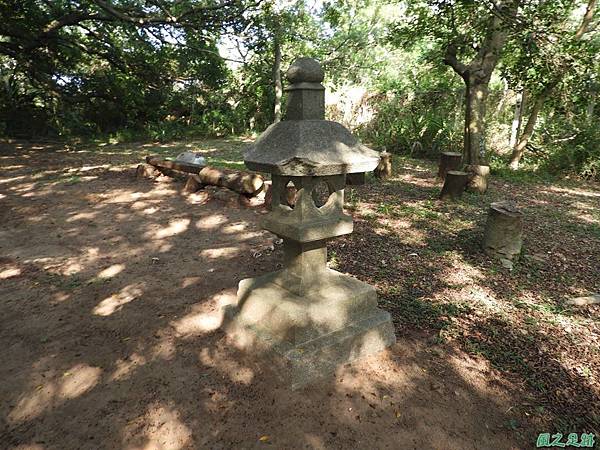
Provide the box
[243,57,380,177]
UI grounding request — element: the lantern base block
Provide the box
[223,270,396,389]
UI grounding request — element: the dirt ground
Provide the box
[1,139,598,449]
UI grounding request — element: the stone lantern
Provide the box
[226,57,395,388]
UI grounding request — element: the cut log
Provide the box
[136,163,160,179]
[437,152,462,180]
[154,167,187,181]
[483,201,523,260]
[198,166,263,195]
[439,170,469,200]
[465,164,490,193]
[374,151,392,179]
[183,175,202,193]
[146,155,204,174]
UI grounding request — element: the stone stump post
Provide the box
[437,152,462,180]
[439,170,469,201]
[483,201,523,260]
[374,150,392,179]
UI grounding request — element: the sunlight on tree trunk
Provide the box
[464,81,488,166]
[273,36,282,124]
[509,90,525,149]
[509,90,547,169]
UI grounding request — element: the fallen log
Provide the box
[198,166,264,195]
[136,163,160,179]
[263,180,297,210]
[439,170,468,201]
[144,154,264,196]
[437,152,462,180]
[567,294,600,306]
[183,174,202,193]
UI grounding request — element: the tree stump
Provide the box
[437,152,462,180]
[374,151,392,179]
[439,170,469,200]
[465,164,490,193]
[136,163,160,179]
[483,201,523,260]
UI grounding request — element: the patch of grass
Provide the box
[376,202,395,216]
[396,204,440,220]
[327,250,340,270]
[205,157,245,170]
[61,175,82,185]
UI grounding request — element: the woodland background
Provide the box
[1,0,598,178]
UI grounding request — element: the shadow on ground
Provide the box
[331,157,600,434]
[1,142,597,449]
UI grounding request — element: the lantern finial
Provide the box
[285,57,324,84]
[284,57,325,121]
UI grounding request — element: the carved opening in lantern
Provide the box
[312,180,333,208]
[279,179,297,209]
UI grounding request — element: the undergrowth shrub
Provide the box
[540,123,600,180]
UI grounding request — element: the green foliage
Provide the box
[540,121,600,180]
[357,86,463,157]
[0,0,255,138]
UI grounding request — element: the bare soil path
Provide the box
[1,139,598,449]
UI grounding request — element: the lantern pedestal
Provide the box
[225,269,396,389]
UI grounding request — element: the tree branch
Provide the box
[443,43,469,78]
[575,0,597,39]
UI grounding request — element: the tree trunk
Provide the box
[437,151,462,180]
[465,164,491,193]
[463,79,488,166]
[509,89,548,169]
[198,166,264,195]
[273,36,282,124]
[443,0,519,175]
[439,170,469,201]
[509,90,525,148]
[575,0,597,39]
